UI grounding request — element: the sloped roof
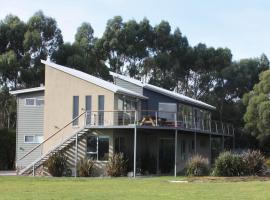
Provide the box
[41,60,147,99]
[109,71,216,110]
[10,86,45,95]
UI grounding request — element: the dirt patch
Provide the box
[184,176,270,183]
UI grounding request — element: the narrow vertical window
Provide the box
[85,96,92,125]
[98,95,104,125]
[73,96,79,126]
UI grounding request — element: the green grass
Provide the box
[0,176,270,200]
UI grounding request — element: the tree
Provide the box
[52,23,110,79]
[243,70,270,151]
[22,11,63,87]
[0,15,27,89]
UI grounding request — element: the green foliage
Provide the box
[44,152,68,177]
[106,153,127,177]
[185,155,209,176]
[241,150,265,175]
[213,151,244,176]
[265,158,270,169]
[0,129,15,170]
[243,70,270,149]
[77,158,94,177]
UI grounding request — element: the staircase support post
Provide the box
[174,129,177,177]
[74,132,78,178]
[32,164,35,176]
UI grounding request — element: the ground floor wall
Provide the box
[60,128,226,176]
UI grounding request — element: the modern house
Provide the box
[10,60,234,177]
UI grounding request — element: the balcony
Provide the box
[84,110,234,136]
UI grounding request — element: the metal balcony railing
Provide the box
[84,110,234,136]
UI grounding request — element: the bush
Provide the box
[0,129,15,170]
[185,155,209,176]
[45,152,68,177]
[265,158,270,169]
[77,158,94,177]
[107,153,127,177]
[241,150,265,175]
[213,151,244,176]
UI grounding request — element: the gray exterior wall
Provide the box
[16,91,44,169]
[114,77,143,95]
[143,88,178,111]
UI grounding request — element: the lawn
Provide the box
[0,176,270,200]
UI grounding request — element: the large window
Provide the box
[158,103,177,121]
[178,104,193,128]
[117,96,137,125]
[98,95,104,125]
[87,135,109,161]
[117,96,137,111]
[72,96,79,126]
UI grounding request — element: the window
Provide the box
[188,140,195,153]
[158,103,177,121]
[24,135,34,143]
[87,135,109,161]
[85,96,92,125]
[98,95,104,125]
[25,98,35,106]
[72,96,79,126]
[181,140,186,160]
[36,99,44,106]
[179,104,193,128]
[24,135,44,143]
[114,136,125,153]
[25,98,44,107]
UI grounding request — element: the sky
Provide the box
[0,0,269,60]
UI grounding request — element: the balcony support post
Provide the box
[209,134,212,165]
[133,125,137,178]
[222,123,225,151]
[174,129,177,177]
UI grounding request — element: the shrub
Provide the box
[265,158,270,169]
[185,155,209,176]
[77,158,94,177]
[213,151,244,176]
[241,150,265,175]
[107,153,127,177]
[45,152,68,177]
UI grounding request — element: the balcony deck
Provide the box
[84,110,234,137]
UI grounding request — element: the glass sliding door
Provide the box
[98,95,104,125]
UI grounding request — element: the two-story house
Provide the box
[11,60,234,177]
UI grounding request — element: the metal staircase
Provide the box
[18,112,89,176]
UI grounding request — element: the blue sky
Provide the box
[0,0,269,60]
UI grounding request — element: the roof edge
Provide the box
[10,86,45,95]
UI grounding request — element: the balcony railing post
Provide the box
[174,112,177,127]
[215,121,218,133]
[134,110,137,125]
[202,119,204,131]
[209,120,212,133]
[155,111,158,126]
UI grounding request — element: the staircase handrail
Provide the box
[18,111,87,161]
